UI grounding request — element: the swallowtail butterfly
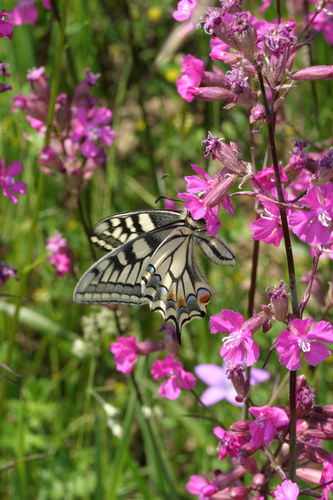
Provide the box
[73,209,235,342]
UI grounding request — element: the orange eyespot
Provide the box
[178,297,186,309]
[198,289,211,304]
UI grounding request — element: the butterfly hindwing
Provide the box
[142,227,212,334]
[91,209,183,251]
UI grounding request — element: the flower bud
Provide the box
[202,68,226,86]
[192,86,234,102]
[292,65,333,81]
[242,310,271,335]
[204,173,237,208]
[266,281,289,322]
[311,148,333,186]
[227,364,250,402]
[136,341,164,355]
[201,133,246,174]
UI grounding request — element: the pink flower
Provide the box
[210,310,260,367]
[213,426,245,460]
[46,232,72,277]
[71,107,115,162]
[176,54,205,103]
[0,10,13,40]
[173,0,197,22]
[289,184,333,247]
[178,192,221,236]
[252,165,288,191]
[0,261,18,289]
[151,354,196,400]
[319,454,333,500]
[276,318,333,371]
[9,0,51,26]
[195,362,269,406]
[251,189,290,247]
[186,473,218,498]
[274,479,299,500]
[110,336,138,374]
[0,159,27,203]
[249,405,289,448]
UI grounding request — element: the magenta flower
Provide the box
[0,261,18,289]
[252,165,288,191]
[195,362,269,406]
[213,426,245,460]
[176,54,205,103]
[274,479,299,500]
[210,310,260,367]
[186,473,218,498]
[251,189,291,247]
[9,0,51,26]
[0,10,13,40]
[276,318,333,371]
[110,336,138,374]
[178,192,221,236]
[72,107,115,161]
[249,405,289,448]
[289,184,333,247]
[319,454,333,500]
[0,159,27,203]
[173,0,197,22]
[151,354,196,400]
[46,232,72,277]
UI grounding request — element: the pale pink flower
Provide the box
[151,354,196,400]
[210,310,260,367]
[0,159,27,203]
[249,405,289,448]
[173,0,197,22]
[9,0,51,26]
[176,54,204,103]
[274,479,299,500]
[195,362,269,406]
[289,184,333,247]
[110,336,138,374]
[46,232,72,277]
[276,318,333,371]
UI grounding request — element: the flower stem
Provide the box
[257,69,299,481]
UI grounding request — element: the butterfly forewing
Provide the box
[91,209,183,251]
[74,227,173,305]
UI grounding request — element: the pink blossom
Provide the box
[46,232,72,277]
[276,318,333,371]
[176,54,205,103]
[9,0,51,26]
[110,336,138,374]
[71,107,115,161]
[289,184,333,247]
[258,0,272,13]
[252,165,288,191]
[249,405,289,448]
[209,310,260,367]
[0,159,27,203]
[251,190,290,247]
[0,10,13,40]
[178,192,221,236]
[213,426,245,460]
[186,473,218,498]
[195,362,269,406]
[274,479,299,500]
[209,36,231,61]
[311,10,333,46]
[0,261,18,289]
[151,354,196,400]
[319,454,333,500]
[173,0,197,22]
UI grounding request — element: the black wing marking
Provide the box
[91,209,184,251]
[73,227,173,305]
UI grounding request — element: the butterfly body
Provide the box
[73,209,235,342]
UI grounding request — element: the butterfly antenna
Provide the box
[154,195,182,205]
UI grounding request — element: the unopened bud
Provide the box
[311,148,333,186]
[227,364,250,402]
[201,133,245,174]
[204,173,237,208]
[292,65,333,81]
[266,281,289,322]
[192,86,234,102]
[202,68,226,86]
[242,310,271,335]
[136,341,164,355]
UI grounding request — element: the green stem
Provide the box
[0,1,69,417]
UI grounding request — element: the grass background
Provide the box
[0,1,332,498]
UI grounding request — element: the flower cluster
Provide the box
[46,232,73,277]
[11,67,115,191]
